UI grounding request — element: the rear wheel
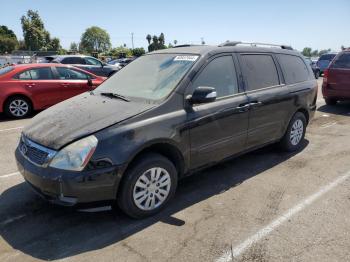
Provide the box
[280,112,306,152]
[4,96,32,119]
[325,98,337,106]
[117,153,178,219]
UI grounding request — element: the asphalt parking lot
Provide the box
[1,78,350,262]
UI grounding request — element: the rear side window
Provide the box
[240,54,279,91]
[319,54,336,61]
[192,55,239,98]
[332,53,350,69]
[16,68,53,80]
[61,57,85,64]
[85,57,101,66]
[277,54,309,84]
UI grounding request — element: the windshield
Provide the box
[0,66,14,76]
[96,54,199,101]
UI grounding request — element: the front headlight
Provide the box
[49,135,98,171]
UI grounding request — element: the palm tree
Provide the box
[159,33,165,45]
[146,34,152,45]
[174,40,178,46]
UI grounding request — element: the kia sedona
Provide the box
[0,64,106,118]
[322,49,350,105]
[16,42,317,218]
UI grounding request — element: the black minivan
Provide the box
[16,42,318,218]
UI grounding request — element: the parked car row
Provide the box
[15,43,318,218]
[0,64,106,118]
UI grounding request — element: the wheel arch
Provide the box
[3,93,34,112]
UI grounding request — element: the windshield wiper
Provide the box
[100,92,130,102]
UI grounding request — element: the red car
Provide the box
[0,63,106,118]
[322,50,350,105]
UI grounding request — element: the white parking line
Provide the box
[321,122,337,129]
[0,172,20,178]
[216,170,350,262]
[0,126,23,133]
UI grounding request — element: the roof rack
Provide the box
[218,41,293,50]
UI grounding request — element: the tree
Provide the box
[70,42,78,52]
[0,25,19,53]
[174,40,178,46]
[80,26,111,54]
[159,33,165,45]
[131,47,145,57]
[168,43,174,48]
[146,34,152,45]
[147,33,167,52]
[302,47,312,57]
[319,49,330,56]
[47,37,61,51]
[311,50,318,57]
[21,10,49,50]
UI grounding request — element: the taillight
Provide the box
[323,69,329,85]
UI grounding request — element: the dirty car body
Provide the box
[15,44,318,217]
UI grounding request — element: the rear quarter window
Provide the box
[277,54,310,84]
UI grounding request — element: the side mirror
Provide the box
[188,86,217,104]
[87,77,93,87]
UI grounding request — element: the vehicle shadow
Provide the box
[317,102,350,116]
[0,140,308,260]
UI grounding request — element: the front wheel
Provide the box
[280,112,306,152]
[117,153,178,219]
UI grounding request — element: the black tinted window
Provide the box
[17,68,53,80]
[56,67,89,80]
[277,54,309,84]
[241,54,279,91]
[332,53,350,69]
[192,56,239,98]
[61,57,85,64]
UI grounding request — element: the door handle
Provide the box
[235,103,250,112]
[25,83,35,88]
[249,101,263,107]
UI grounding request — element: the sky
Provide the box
[0,0,349,52]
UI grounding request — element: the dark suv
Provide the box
[52,55,121,77]
[15,42,317,218]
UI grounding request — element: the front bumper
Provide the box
[15,148,121,206]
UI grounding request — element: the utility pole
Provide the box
[131,32,134,49]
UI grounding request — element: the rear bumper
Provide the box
[322,85,350,100]
[15,148,122,206]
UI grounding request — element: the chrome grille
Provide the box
[19,136,56,166]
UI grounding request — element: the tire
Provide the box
[117,153,178,219]
[4,96,32,119]
[325,98,337,106]
[280,112,307,152]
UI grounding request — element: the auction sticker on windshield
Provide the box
[174,55,199,62]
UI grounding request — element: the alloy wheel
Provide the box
[9,99,29,117]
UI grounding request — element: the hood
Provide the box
[23,93,155,150]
